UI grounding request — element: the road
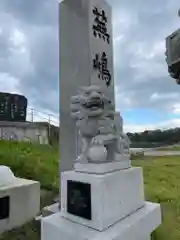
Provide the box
[144,150,180,156]
[130,148,180,156]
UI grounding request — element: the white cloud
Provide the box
[7,27,35,79]
[152,41,165,57]
[0,73,20,93]
[124,118,180,133]
[115,89,135,110]
[150,92,179,102]
[10,28,26,49]
[172,103,180,114]
[124,124,155,133]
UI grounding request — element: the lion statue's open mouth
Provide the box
[83,97,104,110]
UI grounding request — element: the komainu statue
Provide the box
[70,85,130,164]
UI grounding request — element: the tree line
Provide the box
[127,128,180,148]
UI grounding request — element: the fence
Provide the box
[26,108,59,138]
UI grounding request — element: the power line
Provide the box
[26,108,59,126]
[27,108,59,119]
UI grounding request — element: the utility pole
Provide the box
[31,108,34,122]
[48,114,51,140]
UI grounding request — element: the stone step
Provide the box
[42,203,60,217]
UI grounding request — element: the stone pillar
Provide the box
[59,0,115,173]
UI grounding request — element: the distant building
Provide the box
[0,92,49,144]
[0,92,27,122]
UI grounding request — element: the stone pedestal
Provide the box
[41,166,161,239]
[61,168,144,231]
[41,202,161,240]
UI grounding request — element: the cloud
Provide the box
[124,117,180,133]
[0,0,59,116]
[0,73,20,93]
[0,0,179,132]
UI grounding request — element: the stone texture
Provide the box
[0,166,16,186]
[166,29,180,66]
[114,112,123,133]
[42,203,60,217]
[59,0,115,173]
[41,202,161,240]
[165,29,180,82]
[61,167,145,231]
[74,159,131,174]
[0,178,40,233]
[70,85,118,164]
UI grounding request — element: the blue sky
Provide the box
[0,0,180,132]
[122,108,180,132]
[124,109,168,125]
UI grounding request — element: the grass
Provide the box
[0,141,179,239]
[133,156,180,240]
[0,141,59,192]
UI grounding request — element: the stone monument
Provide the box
[41,0,162,239]
[165,10,180,84]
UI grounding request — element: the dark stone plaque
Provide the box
[0,196,10,219]
[0,92,27,122]
[67,180,91,220]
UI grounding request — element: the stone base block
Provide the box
[42,203,60,217]
[74,159,131,174]
[61,167,144,231]
[0,178,40,233]
[41,202,161,240]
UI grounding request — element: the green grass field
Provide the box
[0,141,179,239]
[0,141,59,192]
[133,156,180,239]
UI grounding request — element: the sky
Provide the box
[0,0,180,132]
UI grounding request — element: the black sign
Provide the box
[67,180,91,220]
[92,7,110,44]
[93,52,111,86]
[0,196,10,219]
[0,93,27,122]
